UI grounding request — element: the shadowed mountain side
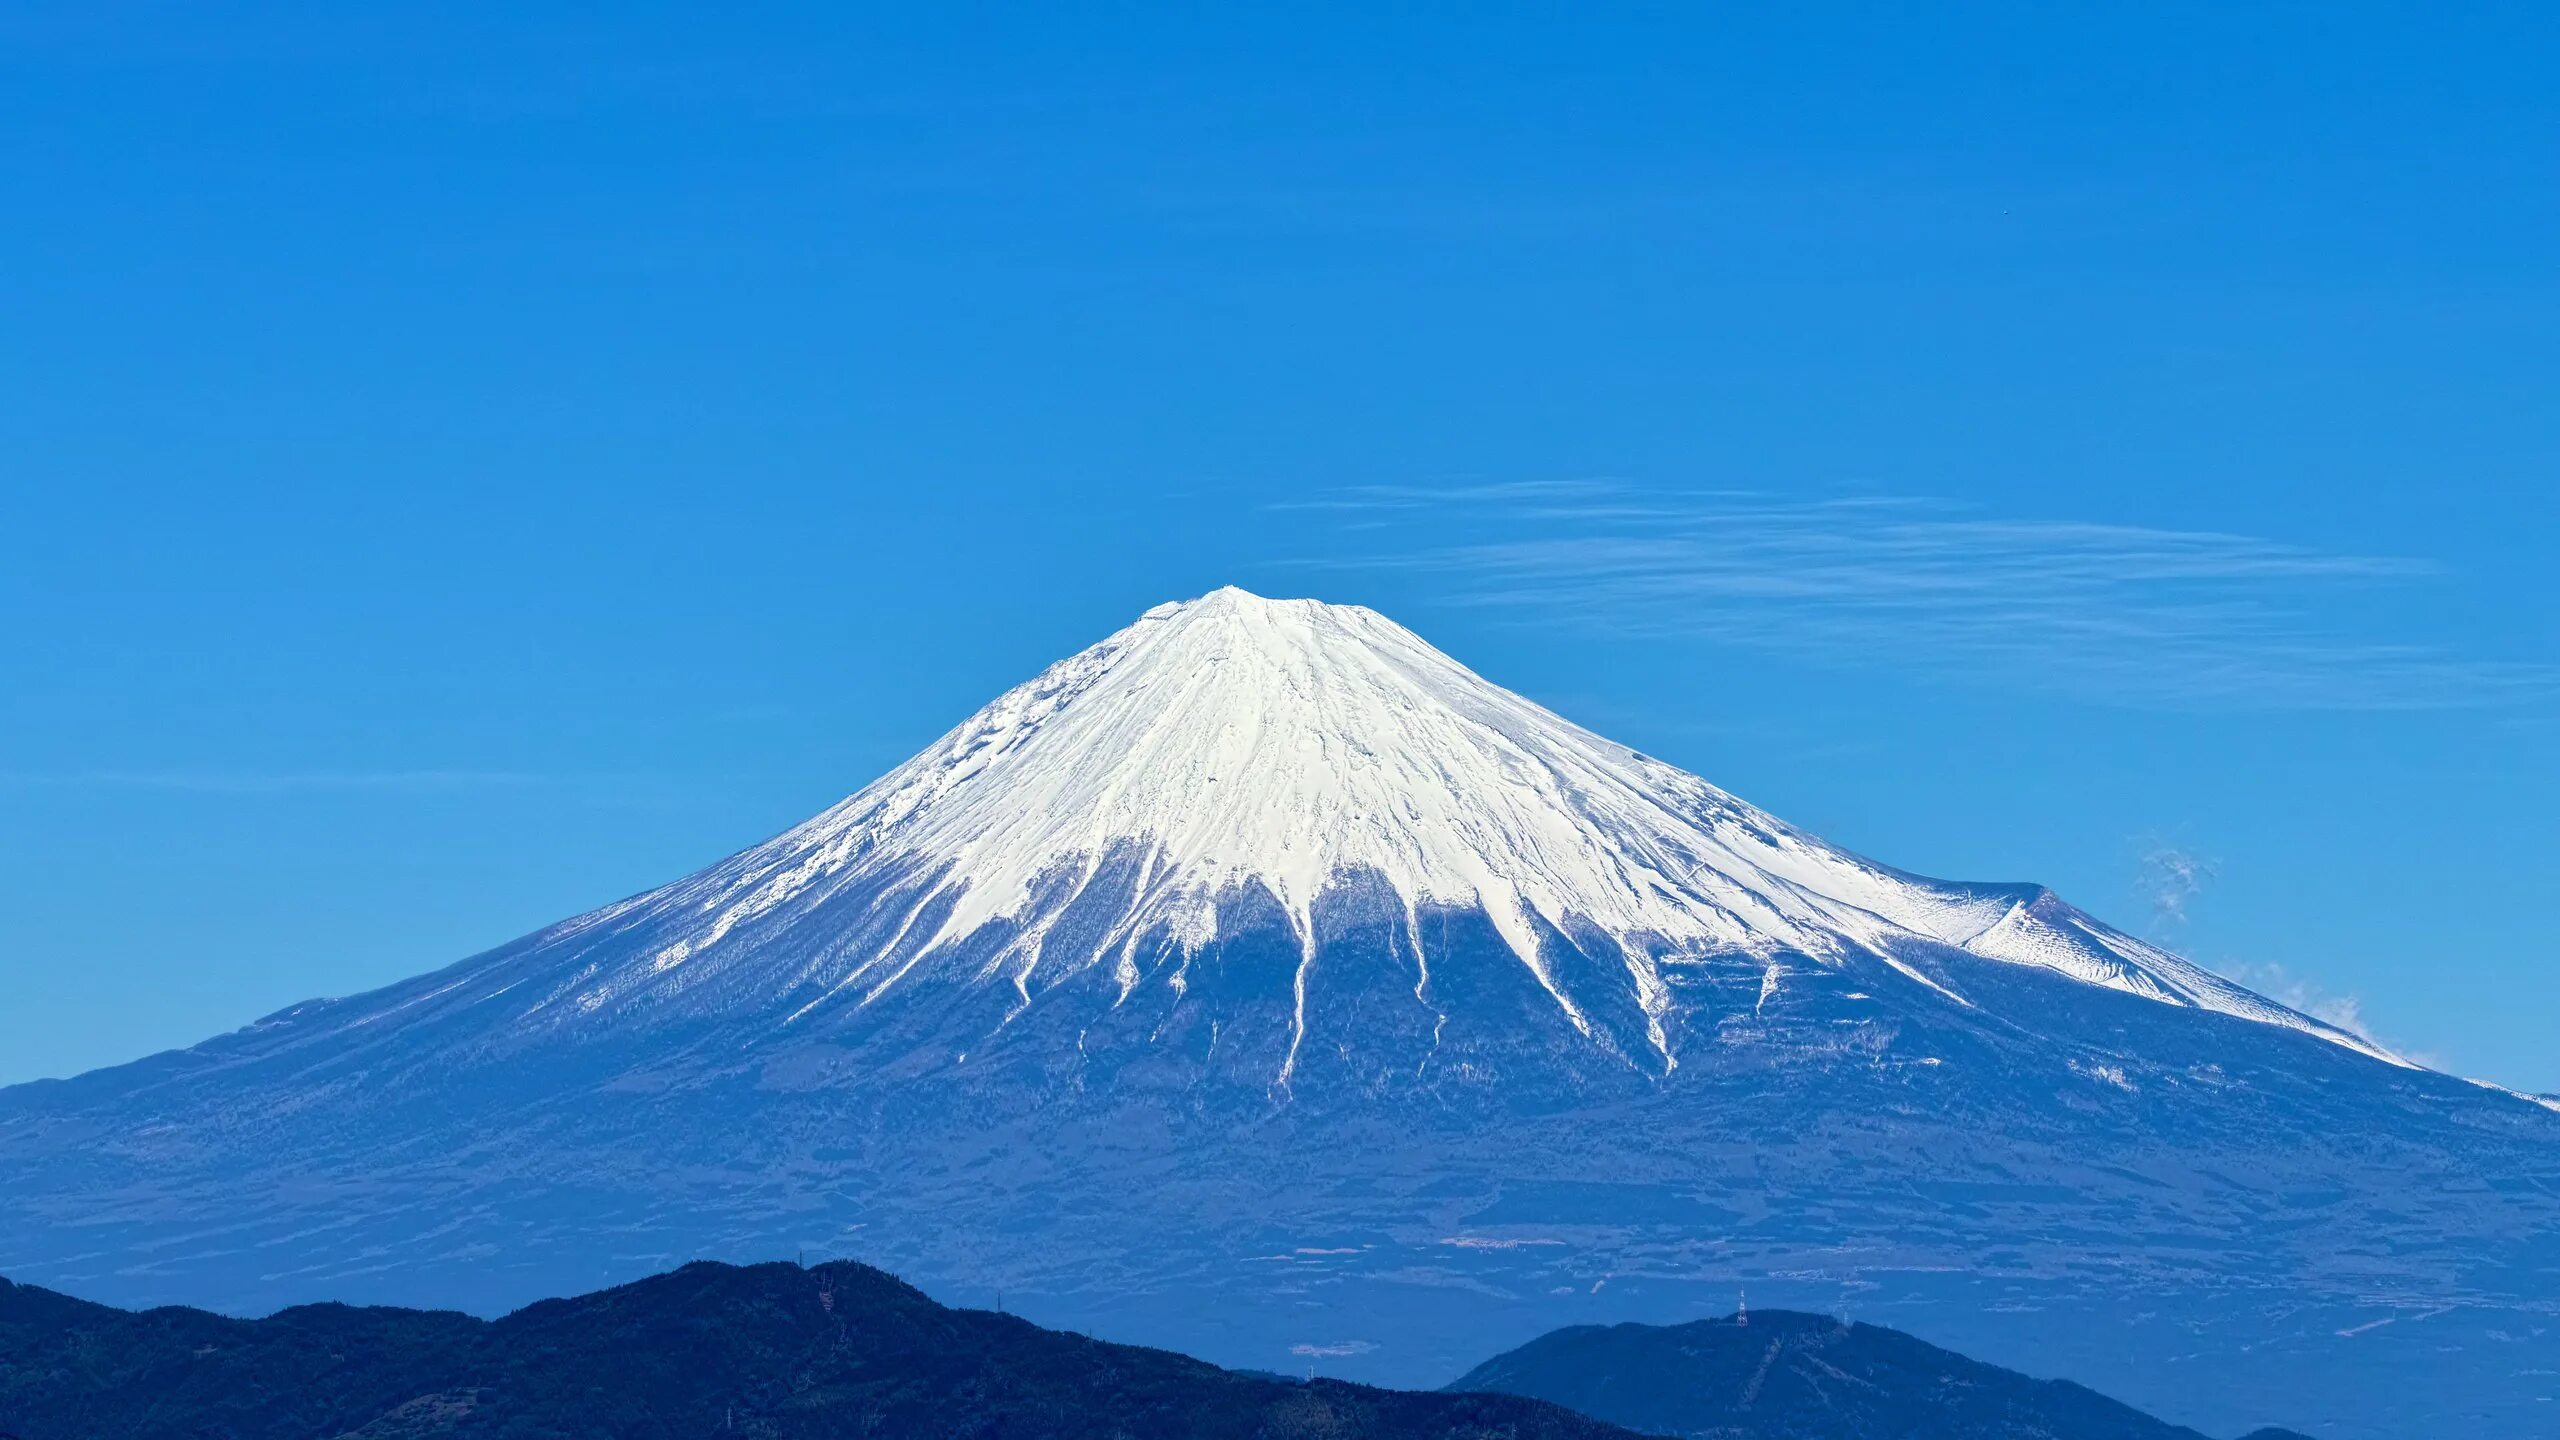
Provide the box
[0,1260,1641,1440]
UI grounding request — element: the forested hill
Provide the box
[0,1259,1637,1440]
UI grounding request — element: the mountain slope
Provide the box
[1450,1309,2230,1440]
[3,588,2554,1440]
[0,1260,1640,1440]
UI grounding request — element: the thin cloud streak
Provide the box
[1280,482,2548,711]
[0,769,559,794]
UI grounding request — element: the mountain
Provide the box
[3,588,2554,1439]
[0,1259,1640,1440]
[1449,1308,2230,1439]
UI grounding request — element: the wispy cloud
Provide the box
[1288,1340,1378,1358]
[0,769,556,794]
[2221,960,2435,1063]
[2136,845,2217,929]
[1279,482,2549,710]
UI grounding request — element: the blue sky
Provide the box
[3,4,2553,1089]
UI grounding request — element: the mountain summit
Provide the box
[4,588,2553,1440]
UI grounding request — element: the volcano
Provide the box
[4,587,2552,1440]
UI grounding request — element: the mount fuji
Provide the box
[4,588,2554,1439]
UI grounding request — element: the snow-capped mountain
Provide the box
[472,586,2387,1081]
[3,588,2553,1440]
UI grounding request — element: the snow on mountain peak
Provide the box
[598,586,2399,1076]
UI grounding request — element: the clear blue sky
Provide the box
[4,4,2553,1090]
